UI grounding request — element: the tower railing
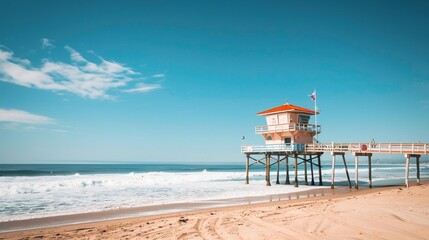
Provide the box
[255,123,321,134]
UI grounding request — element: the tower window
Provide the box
[298,115,310,124]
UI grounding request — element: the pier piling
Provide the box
[405,155,410,188]
[276,155,280,184]
[417,155,420,184]
[354,154,359,190]
[331,152,352,188]
[353,153,372,189]
[403,154,422,187]
[368,155,372,188]
[331,153,336,189]
[342,154,351,188]
[310,156,315,185]
[245,154,250,184]
[294,154,298,187]
[285,155,290,184]
[266,153,271,186]
[304,155,308,185]
[317,155,323,185]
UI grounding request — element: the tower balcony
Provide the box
[255,123,321,134]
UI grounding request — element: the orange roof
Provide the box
[257,103,318,116]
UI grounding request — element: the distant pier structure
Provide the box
[241,102,428,188]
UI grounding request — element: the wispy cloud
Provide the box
[151,73,165,78]
[0,108,54,124]
[0,42,162,99]
[42,38,54,49]
[122,83,162,93]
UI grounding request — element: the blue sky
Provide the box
[0,0,428,163]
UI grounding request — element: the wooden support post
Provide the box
[310,155,315,186]
[331,153,336,189]
[276,155,280,184]
[405,154,410,188]
[304,155,308,185]
[245,154,250,184]
[266,154,271,186]
[368,155,372,188]
[318,154,323,186]
[417,155,421,185]
[355,154,359,190]
[342,154,351,188]
[294,154,298,187]
[285,155,290,185]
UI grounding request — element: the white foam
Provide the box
[1,165,427,222]
[0,171,323,222]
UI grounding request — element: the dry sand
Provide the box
[1,183,428,240]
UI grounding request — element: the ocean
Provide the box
[1,162,428,223]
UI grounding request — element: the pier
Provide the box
[242,102,428,188]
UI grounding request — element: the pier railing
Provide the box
[241,144,304,153]
[255,123,321,134]
[241,142,428,155]
[306,142,429,155]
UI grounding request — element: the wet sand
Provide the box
[0,187,340,233]
[1,183,428,239]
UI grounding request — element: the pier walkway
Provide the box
[242,142,428,189]
[242,142,428,155]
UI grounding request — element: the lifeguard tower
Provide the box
[242,102,324,187]
[256,103,320,151]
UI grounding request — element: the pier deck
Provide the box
[242,142,428,189]
[242,142,428,155]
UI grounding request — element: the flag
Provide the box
[309,90,316,101]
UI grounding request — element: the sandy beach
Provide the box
[1,182,428,240]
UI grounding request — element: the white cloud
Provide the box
[42,38,54,49]
[0,44,162,99]
[122,83,161,93]
[151,73,165,78]
[65,46,86,63]
[0,108,54,124]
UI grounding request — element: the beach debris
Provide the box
[179,217,189,223]
[75,227,93,232]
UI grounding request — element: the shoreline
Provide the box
[0,185,345,233]
[1,182,425,239]
[1,182,428,239]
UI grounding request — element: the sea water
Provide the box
[0,162,428,222]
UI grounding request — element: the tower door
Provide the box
[284,138,291,144]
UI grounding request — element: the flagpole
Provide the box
[314,89,318,142]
